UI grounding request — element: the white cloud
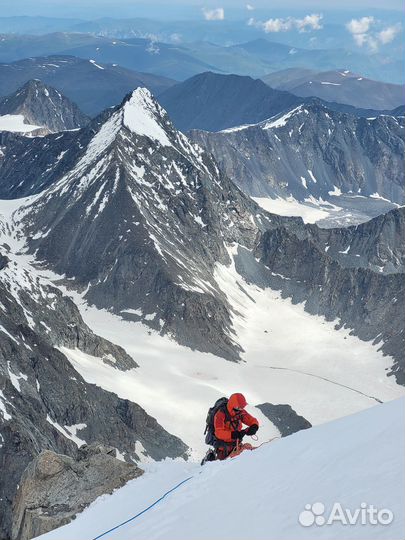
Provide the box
[351,32,379,51]
[377,24,401,44]
[202,7,225,21]
[352,33,368,47]
[346,16,375,35]
[145,34,160,54]
[346,16,401,51]
[251,13,323,33]
[246,3,255,10]
[263,18,293,32]
[363,35,379,51]
[296,14,323,32]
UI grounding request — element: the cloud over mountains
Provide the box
[249,13,323,33]
[346,16,401,50]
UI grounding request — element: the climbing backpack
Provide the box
[204,397,230,445]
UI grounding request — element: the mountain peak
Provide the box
[159,72,303,132]
[0,79,89,134]
[17,79,62,102]
[121,87,172,146]
[10,78,52,102]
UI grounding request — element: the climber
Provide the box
[203,393,259,462]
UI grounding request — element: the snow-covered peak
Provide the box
[122,87,172,147]
[220,105,307,134]
[262,105,306,130]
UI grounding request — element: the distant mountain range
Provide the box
[0,56,175,116]
[229,38,404,84]
[0,33,219,81]
[262,68,405,111]
[0,79,89,134]
[0,59,400,125]
[0,32,403,83]
[0,14,403,67]
[159,72,402,132]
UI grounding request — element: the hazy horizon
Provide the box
[0,1,403,19]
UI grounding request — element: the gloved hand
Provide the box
[231,430,246,441]
[245,424,259,436]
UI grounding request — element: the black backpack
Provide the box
[204,397,230,445]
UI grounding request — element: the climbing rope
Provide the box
[230,436,279,458]
[91,475,194,540]
[251,436,280,450]
[91,437,279,538]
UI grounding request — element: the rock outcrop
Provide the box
[256,403,312,436]
[0,249,187,540]
[12,444,143,540]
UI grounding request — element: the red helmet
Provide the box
[227,393,247,414]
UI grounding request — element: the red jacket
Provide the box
[214,393,259,444]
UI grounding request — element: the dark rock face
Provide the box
[159,72,303,132]
[392,105,405,116]
[0,55,176,117]
[12,445,143,540]
[0,112,107,199]
[256,403,312,436]
[190,103,405,204]
[0,79,89,134]
[307,207,405,275]
[0,250,187,540]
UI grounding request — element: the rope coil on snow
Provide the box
[91,476,194,540]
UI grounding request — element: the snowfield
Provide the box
[0,114,42,133]
[38,397,405,540]
[252,196,332,223]
[252,195,399,227]
[53,245,404,458]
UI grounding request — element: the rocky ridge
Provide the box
[0,79,89,135]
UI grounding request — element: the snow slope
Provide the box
[252,196,333,224]
[252,195,399,227]
[38,397,405,540]
[0,114,42,133]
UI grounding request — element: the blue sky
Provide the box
[1,0,403,18]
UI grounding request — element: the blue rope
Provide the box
[91,476,194,540]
